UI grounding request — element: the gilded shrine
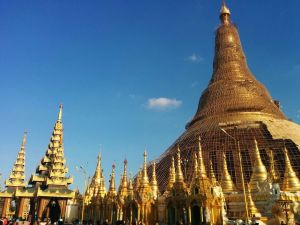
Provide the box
[1,1,300,225]
[0,105,75,223]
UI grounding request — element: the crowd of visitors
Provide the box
[72,219,146,225]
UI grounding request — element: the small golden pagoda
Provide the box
[220,152,236,193]
[0,132,28,218]
[282,148,300,192]
[5,132,27,188]
[249,139,268,191]
[0,105,74,222]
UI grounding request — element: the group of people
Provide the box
[0,217,30,225]
[73,219,146,225]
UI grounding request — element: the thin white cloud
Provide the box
[191,81,198,88]
[147,97,182,110]
[186,53,203,63]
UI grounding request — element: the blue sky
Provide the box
[0,0,299,192]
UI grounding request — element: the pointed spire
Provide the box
[58,103,63,122]
[128,172,134,197]
[246,183,260,217]
[141,150,149,186]
[121,158,128,188]
[282,148,300,192]
[220,152,236,193]
[249,139,268,191]
[119,158,128,197]
[21,131,27,150]
[30,105,72,186]
[209,160,217,185]
[220,0,231,25]
[167,157,176,190]
[5,132,27,188]
[175,146,184,182]
[198,137,207,178]
[96,152,102,180]
[108,164,116,196]
[151,162,159,199]
[90,152,106,197]
[268,149,279,182]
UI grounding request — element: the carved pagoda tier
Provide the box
[5,132,27,188]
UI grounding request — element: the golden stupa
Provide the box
[152,1,300,194]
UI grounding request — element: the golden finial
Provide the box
[142,150,149,185]
[121,158,128,188]
[167,157,176,190]
[128,172,134,196]
[282,148,300,192]
[123,158,128,177]
[151,162,159,199]
[220,152,236,193]
[175,146,184,182]
[21,131,27,150]
[96,152,102,180]
[209,160,217,185]
[249,139,268,191]
[268,149,279,182]
[198,137,207,178]
[220,0,231,25]
[58,103,63,122]
[108,164,116,195]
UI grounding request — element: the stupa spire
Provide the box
[282,148,300,192]
[198,138,207,178]
[220,0,231,25]
[141,150,149,186]
[220,152,236,193]
[246,183,260,217]
[209,160,217,185]
[175,146,184,182]
[5,132,27,188]
[128,172,134,197]
[187,1,285,128]
[58,103,63,122]
[119,158,128,196]
[121,159,128,187]
[30,104,73,186]
[268,149,279,182]
[249,139,268,191]
[108,164,116,196]
[167,157,176,190]
[89,152,106,198]
[151,162,159,199]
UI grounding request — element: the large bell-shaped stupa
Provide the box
[153,2,300,193]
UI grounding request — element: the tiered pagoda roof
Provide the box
[5,132,27,188]
[29,104,73,187]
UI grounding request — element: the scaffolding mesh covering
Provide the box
[148,8,300,193]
